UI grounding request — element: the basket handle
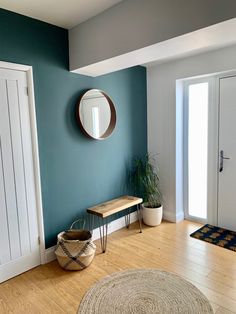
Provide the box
[70,219,86,230]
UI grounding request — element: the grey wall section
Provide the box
[0,9,147,248]
[69,0,236,70]
[147,44,236,222]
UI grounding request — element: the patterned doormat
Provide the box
[190,224,236,252]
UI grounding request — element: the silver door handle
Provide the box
[219,150,230,172]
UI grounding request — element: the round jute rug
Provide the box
[78,269,213,314]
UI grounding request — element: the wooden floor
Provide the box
[0,220,236,313]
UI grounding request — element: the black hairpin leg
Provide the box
[99,217,108,253]
[137,204,143,233]
[89,213,95,236]
[125,208,131,228]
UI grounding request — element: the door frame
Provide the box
[0,61,45,264]
[183,76,218,225]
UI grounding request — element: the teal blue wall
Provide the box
[0,9,147,248]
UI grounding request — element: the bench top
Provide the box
[87,195,143,218]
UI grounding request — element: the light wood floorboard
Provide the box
[0,220,236,313]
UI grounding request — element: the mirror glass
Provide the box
[77,89,116,140]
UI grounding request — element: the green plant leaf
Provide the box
[128,153,162,208]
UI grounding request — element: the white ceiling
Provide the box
[0,0,123,29]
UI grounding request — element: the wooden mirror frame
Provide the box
[76,89,116,140]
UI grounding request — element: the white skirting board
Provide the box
[44,211,138,264]
[163,210,184,223]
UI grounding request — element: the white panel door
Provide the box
[218,76,236,232]
[0,68,40,282]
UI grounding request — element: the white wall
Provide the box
[147,44,236,222]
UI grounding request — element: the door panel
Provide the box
[7,79,31,256]
[0,68,40,282]
[0,78,22,260]
[0,134,11,264]
[218,76,236,232]
[17,77,39,250]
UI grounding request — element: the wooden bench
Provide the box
[87,196,143,252]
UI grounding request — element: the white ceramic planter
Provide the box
[142,204,163,226]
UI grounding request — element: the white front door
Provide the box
[0,68,40,282]
[218,76,236,232]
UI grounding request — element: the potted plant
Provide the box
[130,154,163,226]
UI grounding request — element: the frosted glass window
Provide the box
[92,107,100,138]
[188,83,208,219]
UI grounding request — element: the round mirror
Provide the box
[77,89,116,140]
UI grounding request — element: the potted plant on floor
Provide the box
[130,154,163,226]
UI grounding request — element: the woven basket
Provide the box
[55,220,96,271]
